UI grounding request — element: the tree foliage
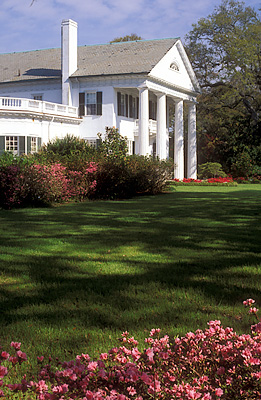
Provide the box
[110,34,142,43]
[185,0,261,176]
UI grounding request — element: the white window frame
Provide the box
[127,140,133,155]
[5,136,18,154]
[85,91,103,116]
[30,137,37,153]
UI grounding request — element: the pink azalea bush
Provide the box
[1,301,260,399]
[0,162,97,208]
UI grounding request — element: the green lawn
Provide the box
[0,184,260,365]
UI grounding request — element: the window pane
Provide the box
[31,137,37,153]
[6,136,18,154]
[86,93,96,104]
[87,104,96,115]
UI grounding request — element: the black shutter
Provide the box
[129,95,133,118]
[79,93,85,117]
[132,141,135,155]
[117,92,121,116]
[125,94,128,118]
[0,136,5,155]
[19,136,25,155]
[136,97,139,119]
[96,92,102,116]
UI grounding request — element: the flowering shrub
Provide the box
[0,162,98,208]
[1,301,260,399]
[0,165,24,208]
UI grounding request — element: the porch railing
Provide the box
[134,119,157,136]
[0,97,78,118]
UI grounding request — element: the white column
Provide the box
[187,103,197,179]
[156,93,167,159]
[139,87,149,156]
[174,100,184,180]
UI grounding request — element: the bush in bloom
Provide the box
[1,301,260,399]
[0,162,98,208]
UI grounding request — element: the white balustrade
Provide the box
[134,119,157,136]
[0,97,78,118]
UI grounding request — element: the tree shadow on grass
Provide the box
[0,188,260,337]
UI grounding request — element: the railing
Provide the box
[0,97,78,118]
[134,119,157,136]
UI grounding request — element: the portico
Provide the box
[138,84,197,180]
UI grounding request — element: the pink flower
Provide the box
[127,386,137,396]
[100,353,108,360]
[145,348,154,363]
[16,351,27,362]
[249,307,259,314]
[251,321,261,333]
[87,361,98,371]
[217,367,225,375]
[10,342,21,350]
[0,366,8,378]
[85,390,94,399]
[243,299,255,307]
[215,388,223,397]
[1,351,10,360]
[141,372,153,385]
[131,347,141,361]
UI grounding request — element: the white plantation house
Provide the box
[0,20,200,179]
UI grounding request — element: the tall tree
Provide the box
[185,0,261,176]
[110,34,142,43]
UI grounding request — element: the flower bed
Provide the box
[1,301,260,399]
[170,176,261,186]
[170,177,237,186]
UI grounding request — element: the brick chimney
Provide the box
[61,19,78,106]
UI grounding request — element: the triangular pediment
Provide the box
[149,40,200,95]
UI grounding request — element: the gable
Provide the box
[149,40,200,94]
[74,38,179,77]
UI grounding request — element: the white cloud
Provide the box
[0,0,260,53]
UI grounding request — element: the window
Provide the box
[0,136,41,156]
[170,61,179,72]
[30,137,37,153]
[117,92,128,117]
[149,100,157,120]
[6,136,18,154]
[32,94,43,100]
[86,139,97,148]
[127,140,134,155]
[117,92,139,118]
[129,95,138,119]
[79,92,102,116]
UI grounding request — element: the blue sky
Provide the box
[0,0,260,54]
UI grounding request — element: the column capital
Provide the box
[138,84,148,91]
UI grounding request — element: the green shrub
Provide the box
[97,127,128,161]
[92,155,173,199]
[34,134,98,171]
[198,162,226,179]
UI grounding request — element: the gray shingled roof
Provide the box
[0,38,178,84]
